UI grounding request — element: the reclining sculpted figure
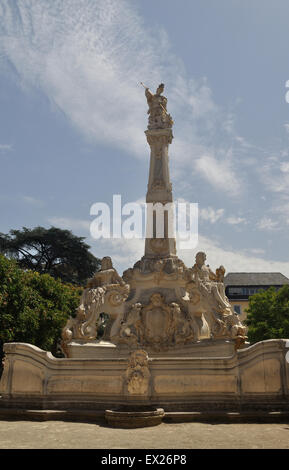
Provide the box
[192,251,232,315]
[61,257,129,354]
[185,252,247,346]
[87,256,126,288]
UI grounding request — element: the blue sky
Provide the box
[1,0,289,276]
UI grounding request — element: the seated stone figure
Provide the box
[192,251,232,316]
[189,252,247,347]
[87,256,125,288]
[61,256,128,350]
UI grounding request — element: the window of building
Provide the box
[229,287,262,296]
[228,287,243,295]
[234,305,241,315]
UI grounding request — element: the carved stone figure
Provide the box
[119,303,143,346]
[179,252,247,347]
[170,302,195,345]
[125,350,150,396]
[144,83,173,130]
[87,256,125,288]
[79,287,106,339]
[61,256,129,355]
[223,312,248,349]
[192,252,232,315]
[211,317,228,338]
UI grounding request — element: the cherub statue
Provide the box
[216,265,226,282]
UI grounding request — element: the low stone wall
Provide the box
[0,339,288,411]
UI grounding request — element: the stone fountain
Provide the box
[0,84,288,426]
[61,83,247,361]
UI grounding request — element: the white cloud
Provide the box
[199,206,224,224]
[0,0,243,194]
[257,217,279,231]
[280,162,289,173]
[0,143,12,153]
[260,153,289,196]
[195,154,241,195]
[271,202,289,225]
[226,216,246,225]
[94,237,144,272]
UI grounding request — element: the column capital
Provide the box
[145,128,173,146]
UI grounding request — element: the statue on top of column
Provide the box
[142,83,173,130]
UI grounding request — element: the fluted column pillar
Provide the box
[144,128,176,259]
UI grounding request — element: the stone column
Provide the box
[144,128,177,259]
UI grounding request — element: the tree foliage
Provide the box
[246,285,289,343]
[0,226,100,285]
[0,254,82,368]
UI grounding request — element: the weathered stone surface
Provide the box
[241,359,281,394]
[1,340,288,411]
[154,374,238,395]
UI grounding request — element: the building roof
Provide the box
[224,272,289,286]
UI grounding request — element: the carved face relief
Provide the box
[129,350,149,368]
[125,350,150,396]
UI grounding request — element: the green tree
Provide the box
[0,226,100,285]
[246,285,289,343]
[0,254,82,371]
